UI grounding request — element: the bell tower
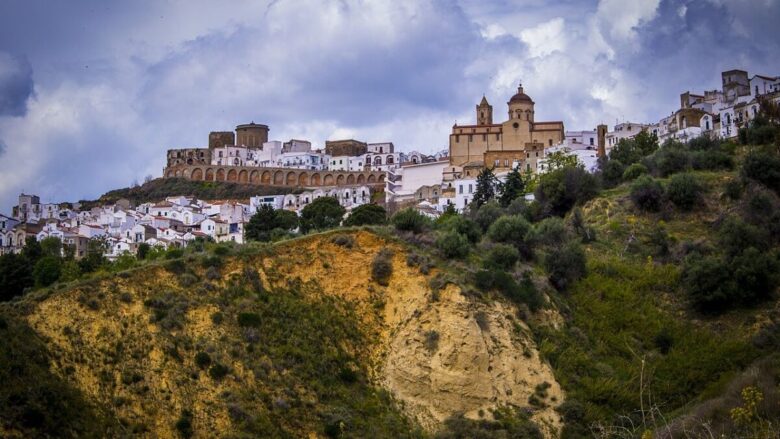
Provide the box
[476,95,493,125]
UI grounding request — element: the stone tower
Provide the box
[476,95,493,125]
[597,124,608,158]
[236,122,269,148]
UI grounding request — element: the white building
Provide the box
[605,122,651,150]
[329,155,366,172]
[385,160,448,204]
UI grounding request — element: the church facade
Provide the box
[448,85,565,174]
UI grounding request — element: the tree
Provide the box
[474,202,504,232]
[741,151,780,193]
[39,237,62,258]
[21,237,42,264]
[666,173,703,211]
[471,167,499,209]
[600,159,625,188]
[391,208,429,233]
[499,166,525,207]
[544,149,580,171]
[544,242,587,290]
[487,215,533,258]
[299,197,345,233]
[535,166,600,217]
[630,176,664,212]
[79,237,108,273]
[246,205,300,241]
[0,253,33,301]
[33,256,62,287]
[436,231,471,259]
[137,242,151,260]
[609,130,659,166]
[344,204,387,226]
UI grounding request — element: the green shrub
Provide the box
[436,231,471,259]
[601,159,625,188]
[690,149,734,171]
[652,144,690,177]
[532,217,567,247]
[194,352,211,369]
[544,242,587,290]
[449,216,481,244]
[485,244,519,270]
[630,176,664,212]
[175,409,193,438]
[33,256,62,287]
[487,215,533,258]
[718,216,769,258]
[622,163,648,181]
[331,234,355,248]
[371,248,394,286]
[237,312,262,328]
[474,269,543,311]
[208,363,229,380]
[741,150,780,193]
[391,208,429,233]
[725,179,743,200]
[423,330,440,352]
[343,203,387,226]
[535,166,600,216]
[666,173,702,210]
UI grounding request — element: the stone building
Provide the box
[235,122,269,147]
[208,131,235,149]
[167,148,211,167]
[325,139,368,157]
[449,85,564,173]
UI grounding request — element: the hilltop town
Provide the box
[1,69,778,261]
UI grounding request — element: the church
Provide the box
[448,84,565,175]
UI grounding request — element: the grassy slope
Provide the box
[536,168,779,437]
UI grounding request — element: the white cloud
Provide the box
[520,18,567,58]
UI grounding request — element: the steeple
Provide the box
[476,95,493,125]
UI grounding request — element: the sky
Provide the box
[0,0,779,212]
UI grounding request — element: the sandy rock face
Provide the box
[380,284,564,436]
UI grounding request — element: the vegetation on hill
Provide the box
[79,177,293,208]
[3,110,780,438]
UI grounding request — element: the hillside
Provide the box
[4,127,780,438]
[0,230,559,438]
[78,177,294,208]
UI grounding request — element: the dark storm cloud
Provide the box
[0,53,33,116]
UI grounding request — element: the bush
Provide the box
[391,208,429,233]
[175,409,194,438]
[652,143,690,177]
[532,217,567,247]
[487,215,533,258]
[601,159,625,188]
[371,248,394,286]
[630,176,664,212]
[208,363,229,380]
[194,352,211,369]
[331,234,355,248]
[741,151,780,193]
[436,231,471,259]
[622,163,648,181]
[299,197,345,233]
[725,179,743,200]
[474,269,543,311]
[544,242,587,290]
[718,216,769,258]
[474,203,506,232]
[485,244,520,270]
[423,330,440,352]
[690,149,734,171]
[32,256,62,287]
[683,250,780,313]
[343,203,387,227]
[237,312,262,328]
[535,166,600,216]
[666,173,703,210]
[137,242,151,259]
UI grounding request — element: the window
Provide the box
[456,135,460,142]
[468,184,473,193]
[589,137,594,145]
[504,159,509,167]
[548,139,552,146]
[482,134,486,141]
[459,185,463,194]
[494,159,500,167]
[706,120,710,130]
[468,134,473,142]
[496,133,500,140]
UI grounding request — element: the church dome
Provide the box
[508,84,534,104]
